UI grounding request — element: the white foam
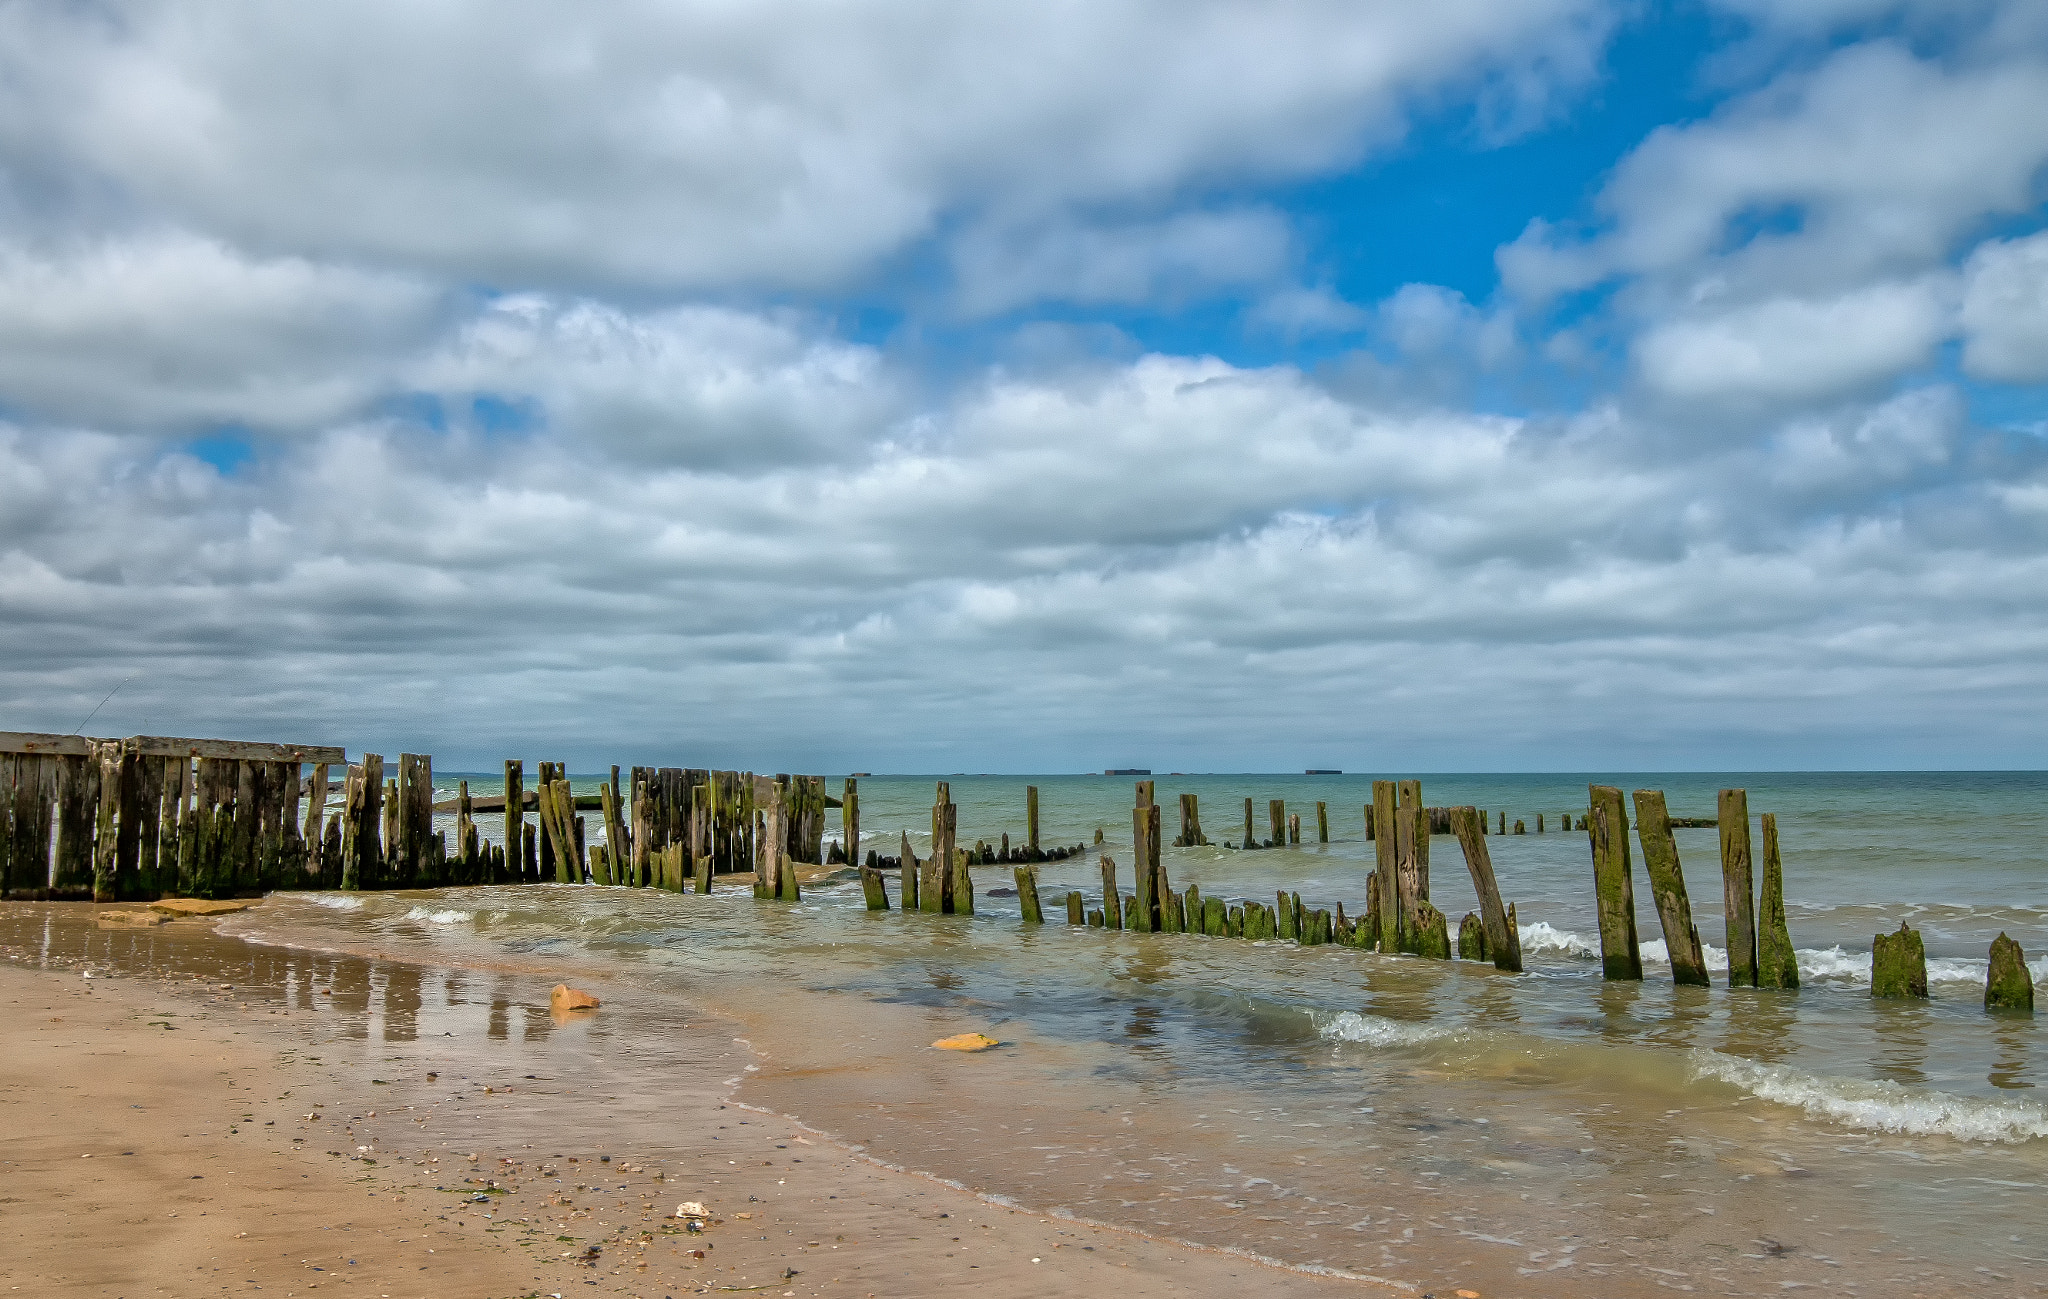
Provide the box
[1517,921,1596,958]
[1315,1011,1457,1048]
[405,906,472,925]
[1691,1050,2048,1144]
[308,894,363,910]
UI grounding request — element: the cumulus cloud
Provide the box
[0,0,1612,294]
[1960,231,2048,383]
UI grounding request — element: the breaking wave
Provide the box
[1691,1050,2048,1144]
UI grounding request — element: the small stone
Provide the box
[932,1032,999,1052]
[549,985,600,1011]
[676,1201,709,1217]
[95,909,167,928]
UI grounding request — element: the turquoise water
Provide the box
[244,770,2047,1295]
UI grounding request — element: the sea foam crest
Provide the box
[1517,921,1596,958]
[404,906,472,925]
[1691,1050,2048,1144]
[1315,1011,1457,1048]
[309,894,364,910]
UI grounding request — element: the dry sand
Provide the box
[1,904,1385,1298]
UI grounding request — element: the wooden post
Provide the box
[1756,813,1799,989]
[1458,912,1487,961]
[1986,934,2033,1012]
[1632,790,1709,987]
[1316,801,1328,844]
[1400,779,1430,899]
[925,785,955,913]
[1717,789,1759,988]
[950,844,972,914]
[456,780,474,882]
[1287,812,1301,845]
[1015,865,1043,923]
[302,762,330,871]
[1099,856,1121,930]
[503,761,523,882]
[1241,797,1254,849]
[1537,813,1545,833]
[546,779,581,883]
[859,863,890,911]
[601,769,627,886]
[90,740,122,901]
[1065,890,1084,924]
[1588,784,1642,981]
[1870,922,1927,999]
[1372,781,1400,953]
[1130,806,1156,932]
[1276,889,1297,940]
[1183,881,1203,932]
[1393,784,1423,952]
[1268,799,1283,847]
[843,778,860,875]
[1026,785,1040,857]
[900,831,921,911]
[1449,806,1522,972]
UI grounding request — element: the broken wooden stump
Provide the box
[1985,933,2033,1013]
[1588,785,1643,981]
[1718,789,1759,988]
[1871,922,1927,998]
[1757,813,1799,990]
[1633,789,1710,988]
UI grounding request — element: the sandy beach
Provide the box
[1,902,1387,1299]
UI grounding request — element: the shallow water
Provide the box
[223,773,2048,1291]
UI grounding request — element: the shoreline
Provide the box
[2,901,1397,1298]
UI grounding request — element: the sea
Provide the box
[79,772,2048,1293]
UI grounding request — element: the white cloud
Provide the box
[949,208,1293,316]
[1634,279,1954,401]
[0,0,1613,295]
[0,234,441,432]
[1960,231,2048,383]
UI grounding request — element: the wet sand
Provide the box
[1,903,1390,1298]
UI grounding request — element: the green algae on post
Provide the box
[1985,933,2033,1012]
[1588,784,1642,981]
[1871,922,1927,999]
[1013,865,1041,924]
[1449,805,1521,972]
[1757,813,1799,989]
[1632,789,1710,988]
[1718,788,1759,988]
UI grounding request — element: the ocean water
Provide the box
[201,774,2048,1291]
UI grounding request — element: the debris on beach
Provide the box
[95,909,167,927]
[933,1032,999,1052]
[549,985,601,1012]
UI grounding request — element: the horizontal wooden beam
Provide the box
[0,731,345,763]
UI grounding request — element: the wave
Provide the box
[404,906,472,925]
[1634,939,2045,987]
[1517,921,1596,958]
[308,894,364,910]
[1691,1050,2048,1144]
[1314,1010,1459,1048]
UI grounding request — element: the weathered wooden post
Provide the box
[1131,804,1158,931]
[843,778,860,874]
[1241,797,1254,848]
[1099,856,1122,930]
[1716,789,1759,988]
[924,783,955,913]
[90,740,122,901]
[1871,922,1928,999]
[1316,801,1328,844]
[1986,934,2033,1012]
[1026,785,1040,857]
[1757,813,1799,989]
[338,762,363,890]
[1587,785,1643,981]
[1176,793,1204,847]
[1015,865,1043,924]
[502,760,523,879]
[1372,781,1399,952]
[859,862,890,910]
[899,831,921,911]
[1287,812,1300,844]
[601,769,628,886]
[1536,813,1544,833]
[1066,890,1085,924]
[301,762,330,872]
[1268,799,1284,847]
[1632,790,1710,987]
[1275,888,1297,940]
[456,780,474,881]
[1458,912,1486,960]
[950,842,973,914]
[1449,806,1522,972]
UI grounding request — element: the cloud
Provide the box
[0,234,442,433]
[1634,278,1955,401]
[949,208,1293,316]
[0,0,1613,295]
[1960,231,2048,383]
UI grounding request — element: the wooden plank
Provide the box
[1450,805,1522,972]
[0,731,91,756]
[1717,788,1759,988]
[1587,785,1643,981]
[118,735,345,763]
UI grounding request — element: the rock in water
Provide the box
[1985,933,2034,1013]
[932,1032,999,1052]
[550,984,601,1011]
[1870,922,1927,999]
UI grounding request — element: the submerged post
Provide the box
[843,778,860,874]
[1026,785,1040,856]
[900,831,921,911]
[1099,856,1122,930]
[1986,934,2033,1012]
[1015,865,1043,924]
[503,760,523,881]
[1632,790,1709,987]
[1242,797,1254,848]
[1316,801,1328,844]
[1756,813,1799,989]
[1268,799,1284,847]
[1372,781,1400,953]
[1717,788,1759,988]
[859,862,890,910]
[1587,785,1643,981]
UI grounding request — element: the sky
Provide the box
[2,0,2046,774]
